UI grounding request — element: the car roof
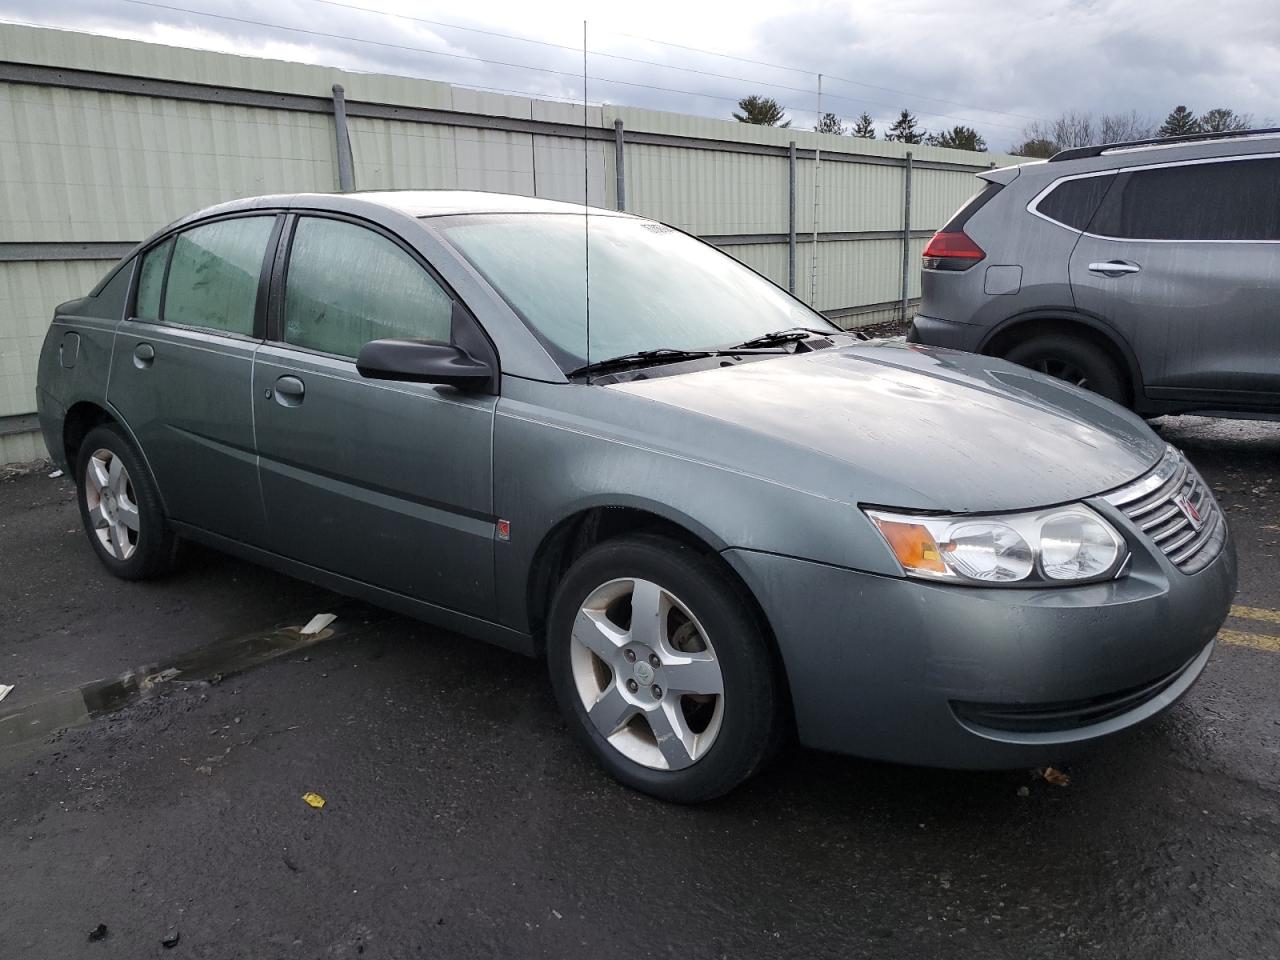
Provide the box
[988,130,1280,183]
[197,190,634,220]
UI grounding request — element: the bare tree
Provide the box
[1015,109,1156,153]
[1098,111,1156,143]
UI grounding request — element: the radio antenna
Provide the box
[582,19,591,374]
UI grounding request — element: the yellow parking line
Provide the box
[1231,605,1280,625]
[1218,629,1280,653]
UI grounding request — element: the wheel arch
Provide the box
[524,502,794,716]
[978,310,1144,405]
[63,400,169,516]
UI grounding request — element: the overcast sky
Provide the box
[3,0,1277,149]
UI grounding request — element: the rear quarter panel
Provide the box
[923,170,1080,333]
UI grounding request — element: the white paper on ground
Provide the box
[301,613,337,636]
[0,683,13,703]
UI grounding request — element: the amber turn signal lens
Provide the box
[871,517,948,575]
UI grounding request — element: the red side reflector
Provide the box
[922,231,985,261]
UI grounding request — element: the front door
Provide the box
[1069,156,1280,402]
[108,214,280,546]
[252,214,497,615]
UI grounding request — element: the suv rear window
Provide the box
[1036,174,1114,230]
[1091,157,1280,241]
[941,181,1003,231]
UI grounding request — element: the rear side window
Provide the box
[163,217,275,335]
[1091,157,1280,241]
[282,217,453,358]
[1036,174,1114,230]
[134,238,172,322]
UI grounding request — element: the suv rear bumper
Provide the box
[907,314,984,353]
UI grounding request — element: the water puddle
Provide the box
[0,605,379,756]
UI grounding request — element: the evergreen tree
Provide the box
[1158,105,1200,137]
[1009,137,1058,158]
[1200,107,1252,132]
[732,95,790,127]
[927,125,987,151]
[815,112,846,135]
[850,112,876,138]
[884,109,925,144]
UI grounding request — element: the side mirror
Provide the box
[356,339,493,391]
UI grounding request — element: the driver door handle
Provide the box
[1088,260,1141,276]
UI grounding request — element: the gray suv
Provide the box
[909,130,1280,418]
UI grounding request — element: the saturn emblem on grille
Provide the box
[1174,493,1203,531]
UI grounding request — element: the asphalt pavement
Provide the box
[2,415,1279,959]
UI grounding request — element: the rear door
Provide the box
[252,214,497,615]
[108,213,281,546]
[1067,155,1280,401]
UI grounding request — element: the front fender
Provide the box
[491,381,901,632]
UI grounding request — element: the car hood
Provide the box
[607,341,1164,512]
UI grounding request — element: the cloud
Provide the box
[1,0,1276,149]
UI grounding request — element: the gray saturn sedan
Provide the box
[36,191,1236,802]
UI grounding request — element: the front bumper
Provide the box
[724,530,1236,769]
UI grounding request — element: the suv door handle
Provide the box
[1088,260,1141,276]
[273,375,305,407]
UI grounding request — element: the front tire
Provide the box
[1004,334,1129,407]
[75,423,179,580]
[546,534,782,803]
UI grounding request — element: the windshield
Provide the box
[435,213,836,370]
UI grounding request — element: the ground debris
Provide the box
[88,923,109,942]
[1016,785,1030,797]
[302,791,326,809]
[161,929,181,948]
[0,682,12,703]
[1038,766,1071,787]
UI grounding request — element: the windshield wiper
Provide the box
[567,348,719,379]
[729,327,837,349]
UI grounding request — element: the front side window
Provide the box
[438,214,835,370]
[164,217,275,335]
[283,217,453,358]
[134,238,172,322]
[1091,157,1280,241]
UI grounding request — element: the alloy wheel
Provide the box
[569,577,725,771]
[84,447,140,560]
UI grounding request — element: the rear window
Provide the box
[1091,157,1280,241]
[1036,174,1114,230]
[941,181,1003,231]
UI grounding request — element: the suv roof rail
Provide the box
[1048,127,1280,162]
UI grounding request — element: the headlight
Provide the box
[866,505,1126,586]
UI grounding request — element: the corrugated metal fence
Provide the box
[0,23,1017,463]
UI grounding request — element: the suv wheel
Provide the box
[1004,334,1129,407]
[546,534,781,803]
[75,423,180,580]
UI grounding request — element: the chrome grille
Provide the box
[1103,446,1226,575]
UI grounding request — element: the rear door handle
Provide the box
[273,375,305,407]
[132,343,155,368]
[1088,260,1141,276]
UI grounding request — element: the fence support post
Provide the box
[900,151,913,324]
[613,119,626,212]
[788,140,797,294]
[332,84,354,192]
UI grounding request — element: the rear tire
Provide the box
[75,423,180,580]
[546,533,782,803]
[1004,334,1129,407]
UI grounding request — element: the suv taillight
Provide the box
[922,230,985,271]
